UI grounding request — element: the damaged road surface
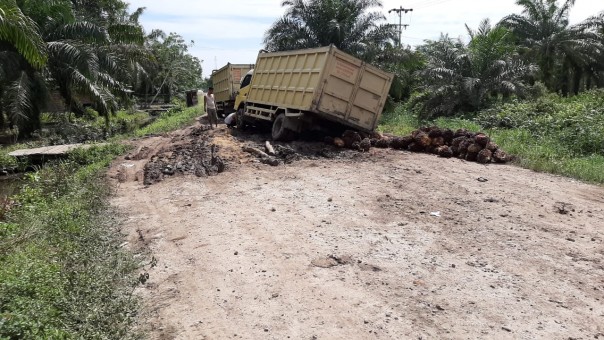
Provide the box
[109,122,604,340]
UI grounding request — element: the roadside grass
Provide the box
[0,143,145,338]
[489,129,604,183]
[0,104,206,338]
[380,93,604,184]
[134,105,203,137]
[378,105,418,136]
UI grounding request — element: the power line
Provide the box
[388,6,414,47]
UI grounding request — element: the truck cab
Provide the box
[234,69,253,127]
[234,69,253,111]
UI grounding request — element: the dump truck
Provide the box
[234,45,394,141]
[210,63,254,116]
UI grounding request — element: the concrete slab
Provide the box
[9,143,108,157]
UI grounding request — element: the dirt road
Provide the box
[109,122,604,339]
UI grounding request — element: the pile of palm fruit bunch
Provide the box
[326,127,511,164]
[325,130,372,152]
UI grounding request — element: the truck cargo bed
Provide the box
[246,46,393,132]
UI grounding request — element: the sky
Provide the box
[126,0,601,78]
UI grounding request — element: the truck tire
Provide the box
[272,114,296,141]
[236,108,247,130]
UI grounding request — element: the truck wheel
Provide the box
[272,114,296,141]
[236,108,247,130]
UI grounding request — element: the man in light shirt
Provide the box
[203,87,218,129]
[224,112,237,128]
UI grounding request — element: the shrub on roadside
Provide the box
[476,90,604,156]
[380,90,604,183]
[0,144,141,339]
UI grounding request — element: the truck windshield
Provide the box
[240,74,252,88]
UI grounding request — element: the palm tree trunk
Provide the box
[542,57,556,92]
[560,58,571,96]
[571,68,582,96]
[0,89,4,129]
[586,74,593,90]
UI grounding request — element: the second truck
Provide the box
[233,45,394,141]
[210,63,254,116]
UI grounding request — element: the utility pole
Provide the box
[388,6,413,47]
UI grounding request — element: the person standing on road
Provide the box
[204,87,218,129]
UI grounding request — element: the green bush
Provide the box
[68,143,128,166]
[0,153,18,170]
[476,90,604,156]
[380,90,604,183]
[0,144,141,339]
[378,103,419,136]
[83,107,100,121]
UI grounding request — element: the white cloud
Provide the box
[128,0,280,72]
[141,18,269,40]
[128,0,284,19]
[126,0,603,73]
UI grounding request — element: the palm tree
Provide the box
[412,22,536,120]
[43,11,147,121]
[0,0,148,135]
[375,45,425,109]
[0,0,46,68]
[139,30,203,105]
[0,0,48,133]
[1,0,204,137]
[579,12,604,90]
[264,0,396,61]
[500,0,604,94]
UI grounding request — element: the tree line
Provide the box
[2,0,602,137]
[264,0,604,120]
[0,0,203,136]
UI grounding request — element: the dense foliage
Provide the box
[476,90,604,157]
[409,0,604,119]
[411,21,537,119]
[500,0,604,95]
[0,104,204,338]
[138,30,203,105]
[0,0,203,137]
